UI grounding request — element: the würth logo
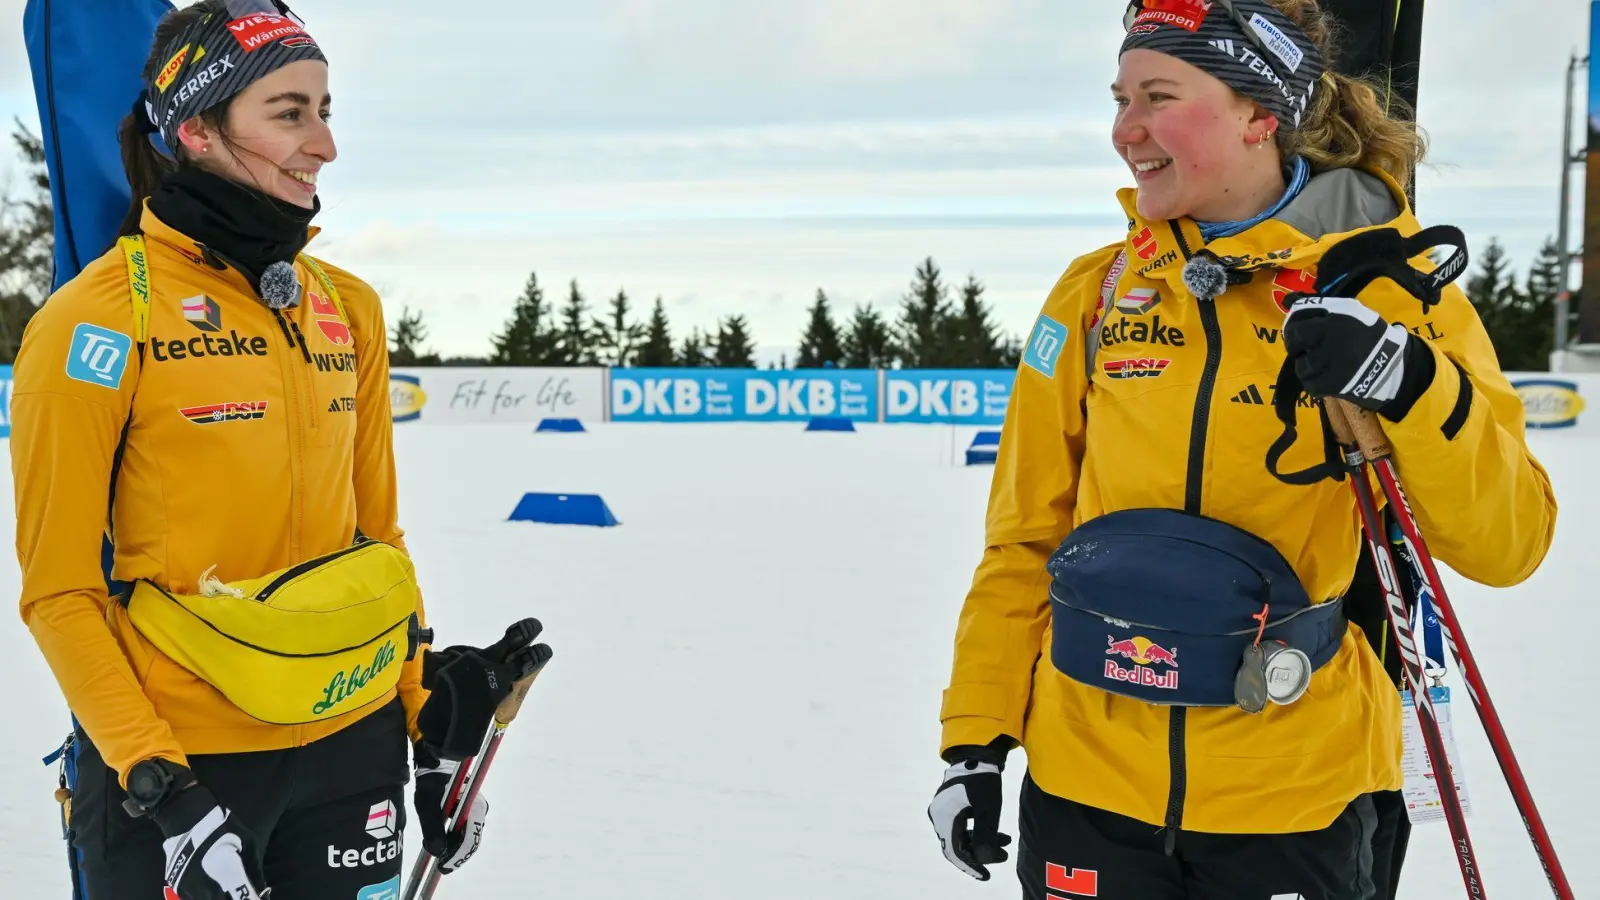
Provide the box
[308,292,352,346]
[180,401,267,424]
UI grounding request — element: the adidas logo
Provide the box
[1230,383,1316,409]
[1231,385,1266,405]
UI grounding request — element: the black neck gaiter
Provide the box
[146,165,318,306]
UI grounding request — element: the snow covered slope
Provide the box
[0,420,1593,898]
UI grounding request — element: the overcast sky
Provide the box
[1,0,1595,361]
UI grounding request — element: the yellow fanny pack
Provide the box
[124,539,423,725]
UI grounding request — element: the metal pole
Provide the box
[1556,51,1577,367]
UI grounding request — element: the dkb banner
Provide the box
[0,366,12,439]
[882,369,1015,425]
[609,369,878,422]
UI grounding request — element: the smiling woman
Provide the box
[926,1,1556,899]
[10,2,544,899]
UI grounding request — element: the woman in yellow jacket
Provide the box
[926,1,1557,898]
[11,3,547,898]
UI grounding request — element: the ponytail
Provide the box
[1264,0,1428,188]
[116,110,176,237]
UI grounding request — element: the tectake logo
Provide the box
[366,800,397,840]
[1114,288,1161,316]
[182,295,222,332]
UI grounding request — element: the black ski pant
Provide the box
[1016,772,1381,900]
[70,699,412,900]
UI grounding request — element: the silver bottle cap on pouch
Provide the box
[1262,642,1312,705]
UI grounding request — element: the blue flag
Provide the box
[24,0,176,291]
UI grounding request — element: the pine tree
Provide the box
[0,122,53,363]
[489,271,561,365]
[949,274,1004,367]
[389,306,441,365]
[555,279,597,365]
[1511,237,1561,371]
[795,289,844,367]
[677,328,712,367]
[713,314,756,367]
[842,303,896,368]
[1464,238,1523,368]
[590,288,647,366]
[895,257,955,367]
[634,297,676,366]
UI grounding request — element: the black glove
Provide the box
[417,618,552,762]
[412,741,491,874]
[1281,294,1436,421]
[136,763,268,900]
[928,743,1011,881]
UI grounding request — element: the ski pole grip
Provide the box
[1327,399,1393,461]
[493,668,544,728]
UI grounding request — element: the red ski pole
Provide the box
[1329,400,1574,900]
[1325,400,1486,897]
[402,654,549,900]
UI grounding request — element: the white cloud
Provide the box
[0,0,1595,364]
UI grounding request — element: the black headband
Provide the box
[1120,0,1325,132]
[144,0,326,152]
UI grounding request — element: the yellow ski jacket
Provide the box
[939,166,1557,834]
[11,202,430,784]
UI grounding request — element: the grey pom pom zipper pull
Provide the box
[258,261,302,310]
[1182,253,1230,302]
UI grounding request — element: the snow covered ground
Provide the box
[0,420,1594,898]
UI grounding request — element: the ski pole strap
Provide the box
[1264,223,1470,486]
[1312,224,1470,315]
[1387,518,1447,677]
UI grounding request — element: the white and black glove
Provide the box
[928,745,1011,881]
[126,760,268,900]
[413,743,491,874]
[1282,294,1436,421]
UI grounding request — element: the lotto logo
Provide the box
[366,800,397,840]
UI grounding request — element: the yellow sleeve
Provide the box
[938,246,1115,758]
[1371,281,1558,587]
[10,266,189,782]
[327,263,432,743]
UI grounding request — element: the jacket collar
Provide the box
[137,199,323,295]
[1116,165,1417,281]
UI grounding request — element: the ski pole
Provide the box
[400,738,480,900]
[1329,399,1575,900]
[1324,399,1486,898]
[403,652,550,900]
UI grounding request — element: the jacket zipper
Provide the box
[1164,219,1222,855]
[272,308,309,563]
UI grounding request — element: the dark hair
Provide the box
[115,0,241,237]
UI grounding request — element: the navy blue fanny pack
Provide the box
[1044,508,1347,710]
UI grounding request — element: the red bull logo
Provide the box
[1105,635,1179,690]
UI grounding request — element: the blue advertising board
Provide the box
[883,369,1014,425]
[0,365,10,438]
[610,369,879,422]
